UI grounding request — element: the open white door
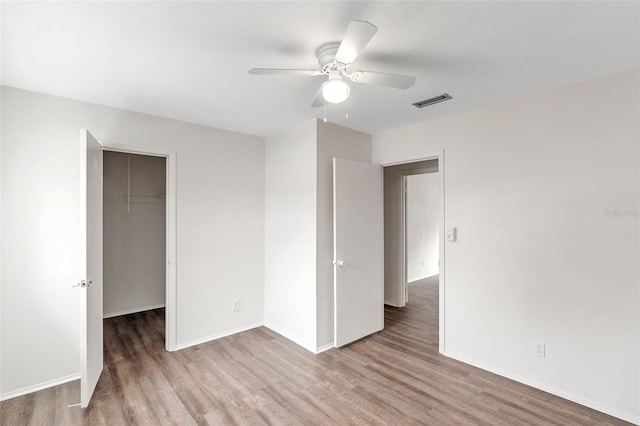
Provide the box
[79,129,103,407]
[333,158,384,347]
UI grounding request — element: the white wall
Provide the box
[264,119,371,352]
[406,173,440,282]
[103,151,166,317]
[264,120,318,352]
[373,69,640,422]
[0,86,265,398]
[316,121,371,349]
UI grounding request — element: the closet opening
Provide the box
[103,151,167,344]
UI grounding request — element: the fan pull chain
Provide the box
[323,102,327,123]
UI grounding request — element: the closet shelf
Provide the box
[124,194,166,204]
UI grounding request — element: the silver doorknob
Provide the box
[72,280,87,288]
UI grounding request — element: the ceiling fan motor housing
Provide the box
[317,43,342,71]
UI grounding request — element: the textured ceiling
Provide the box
[2,1,639,137]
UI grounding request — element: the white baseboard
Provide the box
[1,373,80,402]
[103,304,166,319]
[175,322,263,351]
[443,350,639,425]
[315,342,334,354]
[263,323,317,354]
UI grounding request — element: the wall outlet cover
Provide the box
[446,227,457,241]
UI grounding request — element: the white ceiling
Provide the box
[2,1,639,137]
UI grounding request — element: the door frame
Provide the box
[381,150,445,353]
[99,141,178,351]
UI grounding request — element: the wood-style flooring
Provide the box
[1,277,632,425]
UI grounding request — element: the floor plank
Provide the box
[1,279,632,425]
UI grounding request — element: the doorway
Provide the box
[80,131,177,406]
[103,151,167,324]
[99,141,177,352]
[404,172,440,304]
[383,154,445,352]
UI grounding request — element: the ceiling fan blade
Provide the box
[248,68,323,76]
[311,84,326,108]
[335,21,378,65]
[349,71,416,89]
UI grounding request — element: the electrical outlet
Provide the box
[232,299,241,312]
[534,341,546,358]
[446,227,457,241]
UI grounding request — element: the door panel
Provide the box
[333,158,384,347]
[80,129,103,407]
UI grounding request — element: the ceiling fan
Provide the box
[249,20,416,107]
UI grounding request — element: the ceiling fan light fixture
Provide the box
[249,20,415,108]
[322,80,350,104]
